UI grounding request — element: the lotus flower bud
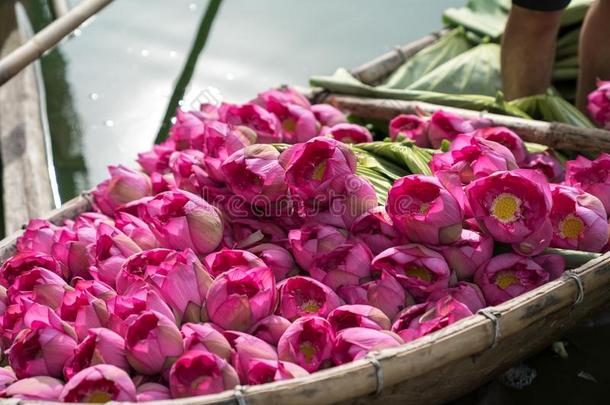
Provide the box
[387,174,463,245]
[280,136,357,202]
[320,123,373,143]
[350,207,402,255]
[254,86,311,110]
[60,365,136,402]
[4,376,64,401]
[428,281,486,313]
[427,110,475,148]
[248,243,297,281]
[437,229,494,281]
[278,316,335,372]
[7,267,69,310]
[0,251,66,287]
[246,359,309,385]
[92,165,152,216]
[58,286,109,340]
[248,315,292,346]
[169,149,215,195]
[288,223,348,270]
[63,328,129,381]
[336,284,368,306]
[364,271,411,319]
[169,350,239,398]
[391,296,472,342]
[474,253,562,305]
[136,382,171,401]
[308,240,373,290]
[311,104,347,127]
[521,150,565,183]
[277,276,343,321]
[168,109,205,150]
[116,248,175,294]
[315,175,378,229]
[274,103,319,143]
[388,114,430,146]
[430,134,518,185]
[512,218,553,256]
[332,327,403,365]
[474,126,527,164]
[219,102,282,143]
[204,249,266,278]
[587,79,610,129]
[16,219,74,255]
[566,154,610,215]
[201,120,256,182]
[0,367,16,391]
[114,211,160,250]
[372,244,451,301]
[223,330,278,383]
[327,304,391,332]
[137,142,174,175]
[182,323,232,360]
[224,217,288,249]
[466,169,552,243]
[125,311,184,375]
[134,190,223,255]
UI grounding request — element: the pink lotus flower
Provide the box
[115,248,175,294]
[87,223,141,288]
[248,315,292,346]
[134,190,223,255]
[437,229,494,281]
[281,136,357,202]
[114,212,160,250]
[317,174,378,228]
[4,376,64,401]
[587,79,610,128]
[124,311,184,375]
[207,266,277,331]
[248,243,296,281]
[223,217,288,249]
[168,149,211,195]
[308,240,374,290]
[63,328,129,380]
[168,109,205,150]
[0,367,16,391]
[386,175,463,245]
[311,104,347,127]
[350,207,401,255]
[7,267,68,310]
[391,296,472,342]
[430,134,518,185]
[182,322,232,360]
[137,142,174,175]
[244,359,309,385]
[92,165,152,216]
[223,330,278,383]
[222,144,288,205]
[219,103,282,143]
[277,316,335,372]
[549,185,608,252]
[335,284,368,306]
[204,249,265,278]
[277,276,343,321]
[60,365,136,403]
[364,270,411,319]
[522,151,565,183]
[58,285,110,340]
[466,169,552,243]
[168,350,239,398]
[388,114,430,146]
[273,103,319,143]
[320,123,373,144]
[427,110,475,148]
[428,281,487,313]
[475,126,527,164]
[201,121,256,182]
[16,219,74,255]
[254,86,311,111]
[288,223,348,270]
[511,217,553,256]
[372,244,451,301]
[566,154,610,215]
[0,251,66,288]
[332,327,403,365]
[474,253,564,305]
[327,304,391,332]
[136,382,171,401]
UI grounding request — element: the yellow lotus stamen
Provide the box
[495,270,520,289]
[300,342,317,363]
[404,266,432,282]
[490,193,521,223]
[86,392,113,403]
[559,214,584,239]
[301,300,321,313]
[312,161,327,181]
[283,118,297,133]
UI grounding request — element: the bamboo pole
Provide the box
[0,0,114,87]
[50,0,70,19]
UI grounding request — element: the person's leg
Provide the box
[501,4,565,100]
[576,0,610,113]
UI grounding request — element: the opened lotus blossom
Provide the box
[427,110,476,149]
[277,276,342,321]
[168,350,239,398]
[566,154,610,215]
[321,123,373,144]
[219,103,282,143]
[327,304,391,332]
[332,327,403,364]
[60,365,136,403]
[278,316,335,372]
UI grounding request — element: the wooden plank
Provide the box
[0,0,55,234]
[51,0,70,18]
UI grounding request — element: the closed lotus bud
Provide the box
[92,165,152,216]
[4,376,64,401]
[60,365,136,403]
[320,123,373,144]
[125,311,184,375]
[16,219,74,255]
[288,223,348,271]
[587,79,610,129]
[311,104,347,127]
[466,169,552,244]
[475,126,527,164]
[63,328,129,381]
[364,271,411,319]
[327,304,391,332]
[224,217,288,249]
[0,251,66,287]
[245,359,309,385]
[277,276,343,321]
[522,151,565,183]
[387,175,463,245]
[428,282,487,313]
[204,249,265,278]
[336,284,368,306]
[308,240,373,290]
[391,296,472,342]
[332,327,403,365]
[114,212,160,250]
[134,190,223,255]
[137,142,174,175]
[201,121,255,182]
[372,244,451,301]
[248,243,297,281]
[389,114,430,146]
[182,322,232,360]
[317,175,378,229]
[427,110,475,149]
[248,315,292,346]
[274,103,319,144]
[254,86,311,111]
[169,350,239,398]
[219,102,282,143]
[116,248,174,294]
[7,267,69,310]
[207,266,277,331]
[351,207,401,255]
[437,229,494,281]
[277,316,335,372]
[168,109,205,150]
[224,330,278,384]
[58,286,109,340]
[136,382,171,402]
[169,149,224,197]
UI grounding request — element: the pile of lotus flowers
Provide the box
[0,86,608,403]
